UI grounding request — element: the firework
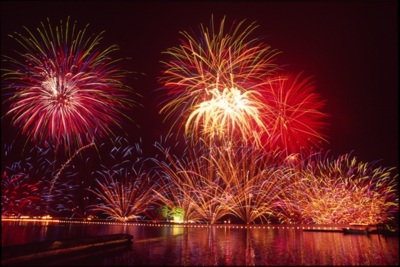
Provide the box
[88,137,159,222]
[257,73,329,156]
[1,172,43,217]
[158,15,280,139]
[185,87,269,147]
[207,144,286,224]
[0,140,96,217]
[275,152,399,224]
[152,135,239,223]
[46,143,99,218]
[1,143,52,216]
[88,171,157,222]
[2,17,139,153]
[152,135,286,224]
[46,137,141,218]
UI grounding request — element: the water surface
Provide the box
[2,221,398,266]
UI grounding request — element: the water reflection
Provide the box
[2,222,398,266]
[127,225,398,266]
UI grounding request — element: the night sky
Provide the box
[1,1,398,168]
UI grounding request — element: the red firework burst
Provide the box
[258,73,329,156]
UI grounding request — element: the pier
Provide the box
[2,233,133,266]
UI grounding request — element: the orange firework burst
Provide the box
[158,15,280,140]
[275,152,399,225]
[185,87,269,146]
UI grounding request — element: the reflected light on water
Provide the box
[1,219,399,266]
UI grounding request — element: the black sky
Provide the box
[1,1,398,168]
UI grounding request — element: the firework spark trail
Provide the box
[2,17,139,153]
[275,152,399,224]
[38,141,97,216]
[48,142,95,199]
[158,15,280,140]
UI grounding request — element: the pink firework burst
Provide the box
[259,73,329,156]
[2,17,138,152]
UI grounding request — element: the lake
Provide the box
[1,220,399,266]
